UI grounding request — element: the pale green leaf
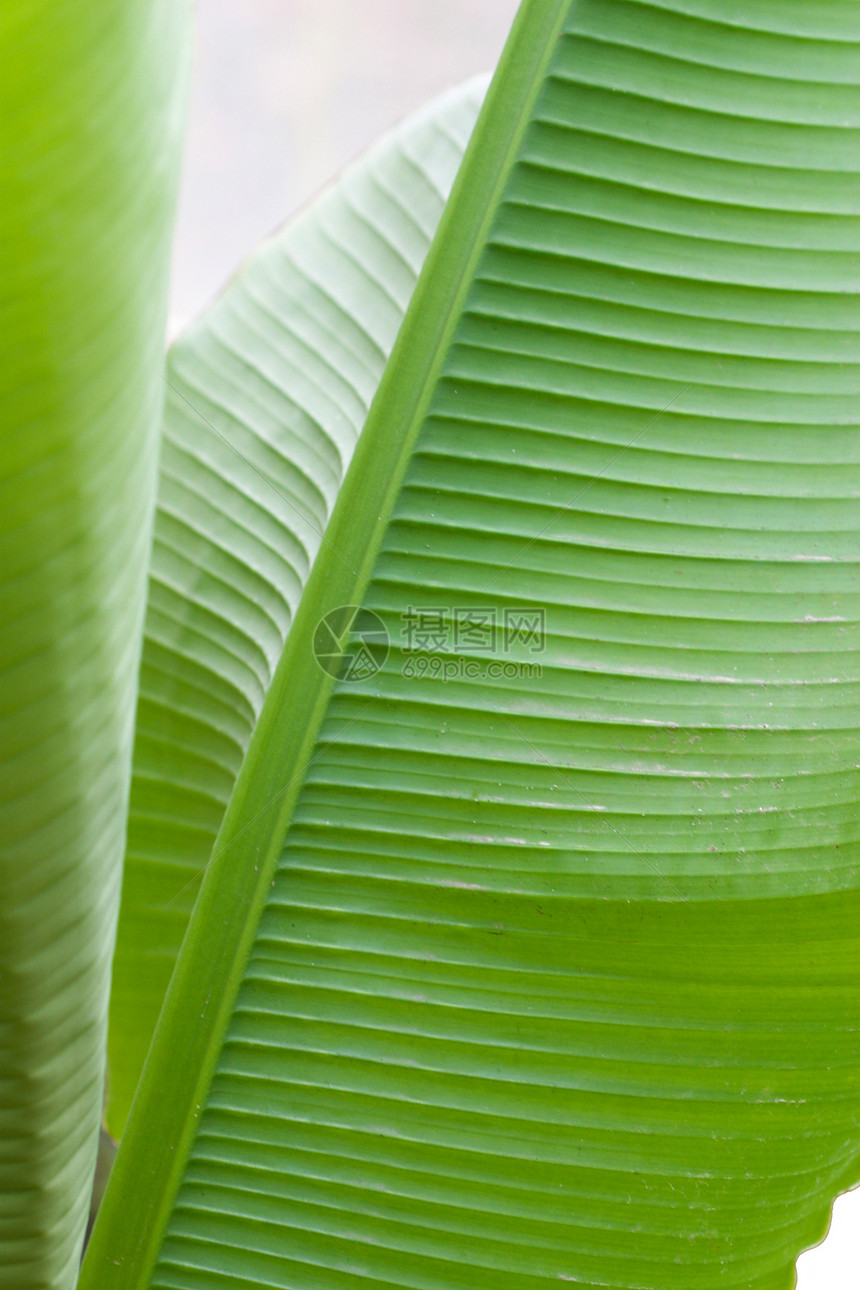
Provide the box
[106,76,487,1136]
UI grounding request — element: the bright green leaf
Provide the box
[85,0,860,1287]
[0,0,188,1285]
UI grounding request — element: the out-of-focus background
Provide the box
[169,0,518,329]
[170,3,860,1284]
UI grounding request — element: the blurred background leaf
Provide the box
[0,0,188,1283]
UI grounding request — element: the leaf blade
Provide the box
[106,77,488,1138]
[0,0,188,1283]
[89,1,860,1287]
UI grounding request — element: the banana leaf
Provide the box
[0,0,188,1284]
[107,76,488,1136]
[84,0,860,1286]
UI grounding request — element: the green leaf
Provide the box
[106,76,487,1137]
[0,0,188,1285]
[85,1,860,1287]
